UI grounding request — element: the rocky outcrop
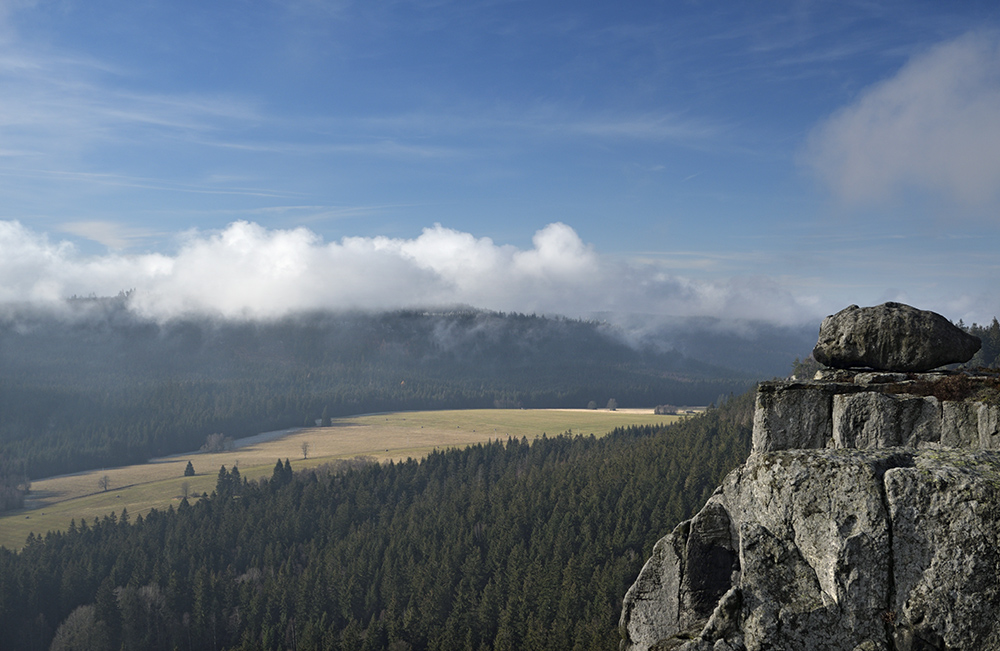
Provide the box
[620,447,1000,651]
[622,370,1000,651]
[812,303,980,372]
[752,371,1000,454]
[620,500,739,650]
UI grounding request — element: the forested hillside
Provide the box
[962,318,1000,368]
[0,390,755,651]
[0,302,754,480]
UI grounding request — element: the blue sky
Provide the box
[1,1,999,326]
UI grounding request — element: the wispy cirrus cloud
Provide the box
[56,221,161,250]
[357,108,725,144]
[563,114,724,141]
[200,136,466,160]
[0,167,299,199]
[804,31,1000,207]
[0,67,259,148]
[0,39,721,188]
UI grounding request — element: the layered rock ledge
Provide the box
[753,371,1000,455]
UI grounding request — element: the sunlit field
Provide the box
[0,408,692,549]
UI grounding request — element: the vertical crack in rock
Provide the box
[679,500,739,633]
[737,450,916,651]
[877,458,902,650]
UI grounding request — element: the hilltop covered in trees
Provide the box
[0,305,758,480]
[0,390,754,651]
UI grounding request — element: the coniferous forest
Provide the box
[0,390,754,651]
[0,304,758,480]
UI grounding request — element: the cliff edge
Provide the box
[620,304,999,651]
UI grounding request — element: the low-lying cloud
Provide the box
[0,220,817,325]
[805,31,1000,207]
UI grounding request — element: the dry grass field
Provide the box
[0,408,690,549]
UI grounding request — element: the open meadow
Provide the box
[0,408,690,549]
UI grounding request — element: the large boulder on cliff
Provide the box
[620,448,1000,651]
[812,302,980,372]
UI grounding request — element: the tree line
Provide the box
[0,389,755,651]
[0,309,753,483]
[961,318,1000,369]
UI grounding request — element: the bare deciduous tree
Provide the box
[98,475,110,492]
[301,441,310,460]
[201,433,234,453]
[50,605,111,651]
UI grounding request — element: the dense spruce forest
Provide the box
[0,300,757,481]
[961,318,1000,369]
[0,390,754,651]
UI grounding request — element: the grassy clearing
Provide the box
[0,408,689,549]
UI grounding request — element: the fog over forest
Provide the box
[3,3,1000,650]
[1,219,822,327]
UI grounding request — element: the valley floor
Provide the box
[0,408,685,549]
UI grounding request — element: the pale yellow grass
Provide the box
[0,408,685,549]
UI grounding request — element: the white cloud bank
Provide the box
[805,31,1000,206]
[0,220,817,324]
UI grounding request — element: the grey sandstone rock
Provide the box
[812,302,980,372]
[697,587,741,644]
[725,450,895,650]
[622,450,902,651]
[737,522,841,651]
[679,500,739,632]
[624,367,1000,650]
[752,382,843,453]
[898,395,941,447]
[753,379,1000,454]
[619,524,687,651]
[941,400,979,447]
[621,449,1000,651]
[832,393,940,450]
[815,368,857,382]
[619,496,739,651]
[833,392,903,448]
[978,403,1000,450]
[854,372,908,385]
[885,451,1000,649]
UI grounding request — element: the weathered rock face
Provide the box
[752,372,1000,455]
[622,374,1000,651]
[886,452,1000,650]
[812,302,980,372]
[619,501,738,650]
[620,448,1000,651]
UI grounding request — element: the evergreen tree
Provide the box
[0,390,756,651]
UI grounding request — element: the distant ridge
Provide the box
[0,306,767,479]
